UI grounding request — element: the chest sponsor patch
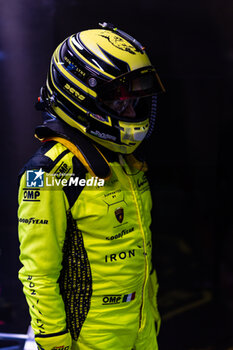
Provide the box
[23,189,40,202]
[102,292,136,305]
[18,217,48,225]
[115,207,124,223]
[104,249,135,262]
[106,227,134,241]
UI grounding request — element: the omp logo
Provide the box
[54,162,71,180]
[23,189,40,202]
[104,249,135,263]
[102,292,136,305]
[26,169,44,187]
[64,83,85,101]
[19,217,48,225]
[102,295,121,305]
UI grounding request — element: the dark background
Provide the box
[0,0,233,349]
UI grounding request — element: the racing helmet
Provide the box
[38,22,165,154]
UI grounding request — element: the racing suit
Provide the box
[18,120,160,350]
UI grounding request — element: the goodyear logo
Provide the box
[18,217,48,225]
[106,227,134,241]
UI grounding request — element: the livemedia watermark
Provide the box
[26,168,105,188]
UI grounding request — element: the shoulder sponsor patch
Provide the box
[23,189,40,202]
[54,161,71,180]
[137,174,149,192]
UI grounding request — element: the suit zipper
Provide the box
[126,167,148,331]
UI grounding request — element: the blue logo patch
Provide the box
[26,169,44,187]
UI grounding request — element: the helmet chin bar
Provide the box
[119,119,149,143]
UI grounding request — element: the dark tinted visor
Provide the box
[97,66,165,101]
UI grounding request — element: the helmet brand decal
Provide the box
[64,83,86,101]
[90,130,116,141]
[92,114,107,122]
[64,55,86,77]
[115,207,124,223]
[99,33,138,55]
[88,77,97,87]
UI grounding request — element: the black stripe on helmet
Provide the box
[67,33,128,78]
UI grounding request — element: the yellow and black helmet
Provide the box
[37,22,165,154]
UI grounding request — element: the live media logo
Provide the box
[26,169,44,187]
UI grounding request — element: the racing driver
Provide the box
[18,22,165,350]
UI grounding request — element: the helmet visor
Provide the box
[97,66,165,101]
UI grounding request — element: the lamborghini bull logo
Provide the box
[115,207,124,223]
[99,33,138,55]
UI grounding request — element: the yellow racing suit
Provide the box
[18,122,160,350]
